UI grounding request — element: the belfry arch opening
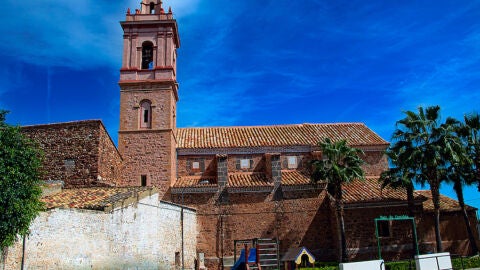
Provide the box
[149,2,155,14]
[141,41,154,70]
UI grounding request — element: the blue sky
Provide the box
[1,1,480,208]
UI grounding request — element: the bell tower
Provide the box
[118,0,180,197]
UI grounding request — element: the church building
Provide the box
[8,0,479,269]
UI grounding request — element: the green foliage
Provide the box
[304,256,480,270]
[0,110,44,250]
[311,138,365,262]
[452,255,480,269]
[311,138,365,188]
[386,105,463,252]
[384,260,412,270]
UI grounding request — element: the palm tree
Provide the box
[380,149,416,217]
[311,138,365,262]
[392,105,459,253]
[380,149,419,256]
[451,112,480,254]
[462,113,480,188]
[446,162,479,254]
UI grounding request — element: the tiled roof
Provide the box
[281,170,312,186]
[228,173,273,188]
[176,123,388,149]
[342,177,415,204]
[415,190,476,212]
[173,176,217,188]
[42,187,154,211]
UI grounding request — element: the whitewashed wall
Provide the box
[4,193,197,269]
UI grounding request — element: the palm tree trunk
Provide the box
[430,180,443,252]
[335,185,348,262]
[406,183,418,256]
[453,180,479,254]
[406,182,415,217]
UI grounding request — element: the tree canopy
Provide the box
[0,110,44,252]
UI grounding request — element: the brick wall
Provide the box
[416,210,479,255]
[361,150,389,176]
[172,190,336,269]
[4,193,197,270]
[22,120,120,188]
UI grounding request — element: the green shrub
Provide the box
[452,255,480,269]
[385,260,412,270]
[304,255,480,270]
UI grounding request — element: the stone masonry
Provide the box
[22,120,121,188]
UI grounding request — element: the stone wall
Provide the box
[4,193,197,269]
[98,124,123,186]
[22,120,120,188]
[118,130,175,198]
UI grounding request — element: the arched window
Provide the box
[149,2,155,14]
[141,41,154,69]
[140,100,152,128]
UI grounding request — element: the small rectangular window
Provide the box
[377,220,391,238]
[240,159,251,169]
[287,156,298,169]
[192,161,200,169]
[64,159,75,171]
[141,175,147,186]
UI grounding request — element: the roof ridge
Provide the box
[177,122,366,130]
[22,119,103,128]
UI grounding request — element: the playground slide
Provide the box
[231,248,257,270]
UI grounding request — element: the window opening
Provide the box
[240,159,250,169]
[141,175,147,186]
[192,161,200,170]
[140,100,152,128]
[141,41,153,69]
[377,220,391,237]
[287,156,298,169]
[143,108,149,123]
[175,252,181,268]
[149,2,155,14]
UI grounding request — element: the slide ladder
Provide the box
[257,238,279,269]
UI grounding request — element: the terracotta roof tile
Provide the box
[281,170,312,186]
[42,187,153,210]
[228,173,273,188]
[176,123,388,149]
[173,176,217,188]
[415,190,476,212]
[342,177,413,203]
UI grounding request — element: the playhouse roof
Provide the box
[281,246,316,263]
